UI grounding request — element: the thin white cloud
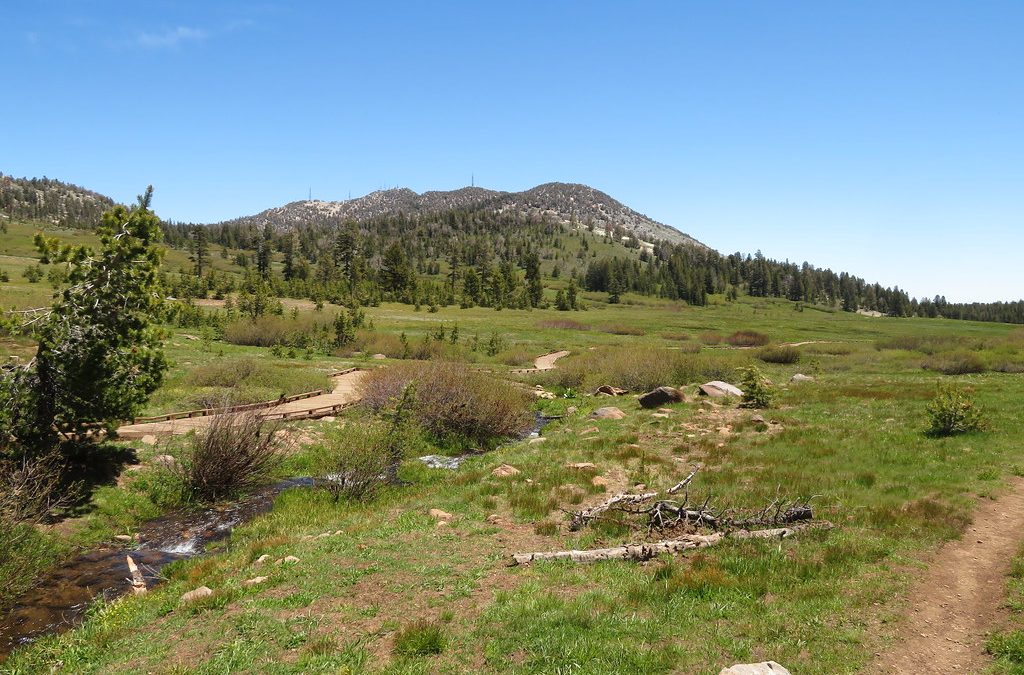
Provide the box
[135,26,208,49]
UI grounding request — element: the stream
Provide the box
[0,415,557,660]
[0,477,312,660]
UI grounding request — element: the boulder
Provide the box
[594,385,628,396]
[180,586,213,604]
[491,464,521,478]
[429,508,453,520]
[790,373,814,383]
[719,662,791,675]
[699,381,743,398]
[590,407,626,420]
[638,386,684,408]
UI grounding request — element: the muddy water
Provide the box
[0,478,313,660]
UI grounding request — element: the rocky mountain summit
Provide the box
[213,182,706,248]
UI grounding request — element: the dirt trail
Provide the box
[873,477,1024,673]
[116,370,366,438]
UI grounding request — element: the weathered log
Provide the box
[126,555,147,595]
[511,527,795,565]
[569,492,658,531]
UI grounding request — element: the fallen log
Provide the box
[126,555,147,595]
[568,492,658,531]
[511,526,797,565]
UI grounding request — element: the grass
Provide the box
[989,544,1024,673]
[6,221,1024,672]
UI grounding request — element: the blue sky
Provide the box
[3,1,1022,302]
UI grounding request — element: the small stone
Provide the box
[590,406,626,420]
[789,373,814,383]
[657,408,673,414]
[565,462,597,470]
[180,586,213,604]
[698,381,743,398]
[566,406,578,415]
[491,464,520,478]
[152,454,179,470]
[591,475,610,487]
[528,436,546,444]
[334,530,343,535]
[278,555,300,565]
[114,534,133,542]
[371,353,387,360]
[579,426,600,436]
[429,508,453,520]
[254,554,271,565]
[594,385,628,396]
[321,416,336,422]
[652,413,669,419]
[141,434,158,446]
[486,514,503,525]
[243,576,268,586]
[436,521,449,528]
[751,414,766,424]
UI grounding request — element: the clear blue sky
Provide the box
[4,1,1022,303]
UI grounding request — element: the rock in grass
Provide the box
[429,509,453,520]
[565,462,597,470]
[243,576,268,586]
[590,407,626,420]
[591,475,610,487]
[278,555,300,565]
[254,554,271,565]
[719,662,791,675]
[141,434,158,446]
[638,386,684,408]
[578,426,600,436]
[790,373,814,383]
[180,586,213,604]
[491,464,520,478]
[699,381,743,398]
[595,385,628,396]
[419,455,464,470]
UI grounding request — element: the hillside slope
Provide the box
[0,174,115,228]
[210,182,707,248]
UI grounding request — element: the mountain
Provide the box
[209,182,707,249]
[0,174,115,228]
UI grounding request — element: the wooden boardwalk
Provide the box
[116,369,367,439]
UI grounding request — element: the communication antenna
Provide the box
[308,186,312,200]
[471,173,474,187]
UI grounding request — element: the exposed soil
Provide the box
[873,477,1024,673]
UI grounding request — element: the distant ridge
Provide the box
[211,182,707,248]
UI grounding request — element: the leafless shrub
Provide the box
[178,412,283,502]
[0,451,77,527]
[726,330,770,347]
[358,361,534,444]
[537,319,591,331]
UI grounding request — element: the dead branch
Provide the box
[666,465,701,494]
[126,555,147,595]
[568,492,658,531]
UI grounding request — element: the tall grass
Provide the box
[548,346,750,392]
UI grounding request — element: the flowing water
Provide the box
[0,478,312,660]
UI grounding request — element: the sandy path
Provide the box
[873,477,1024,673]
[116,370,366,438]
[533,350,571,370]
[509,350,571,375]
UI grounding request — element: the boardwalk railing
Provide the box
[131,368,364,424]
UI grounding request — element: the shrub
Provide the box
[699,332,723,345]
[757,345,800,364]
[178,412,282,501]
[923,351,987,375]
[358,361,534,445]
[394,620,445,657]
[536,319,590,331]
[926,384,985,436]
[602,323,645,336]
[726,330,770,347]
[314,414,414,500]
[737,365,774,408]
[496,345,535,367]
